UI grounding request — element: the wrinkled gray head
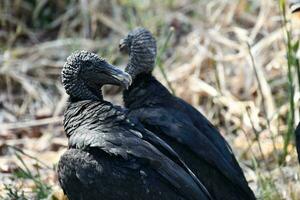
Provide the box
[119,27,157,80]
[62,50,132,101]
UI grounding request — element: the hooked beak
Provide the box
[100,62,132,89]
[119,38,129,54]
[291,3,300,13]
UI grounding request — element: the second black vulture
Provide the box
[120,28,256,200]
[58,51,212,200]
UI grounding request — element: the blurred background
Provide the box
[0,0,300,199]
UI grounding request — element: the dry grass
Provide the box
[0,0,300,199]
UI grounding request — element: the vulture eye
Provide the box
[85,61,94,70]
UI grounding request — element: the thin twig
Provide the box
[245,107,267,164]
[0,116,63,130]
[247,43,279,163]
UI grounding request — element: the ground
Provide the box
[0,0,299,199]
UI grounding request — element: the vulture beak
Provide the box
[291,3,300,13]
[99,62,132,89]
[119,39,129,54]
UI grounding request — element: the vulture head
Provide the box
[62,50,132,101]
[119,27,157,80]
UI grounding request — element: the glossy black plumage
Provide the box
[58,51,212,200]
[121,28,256,200]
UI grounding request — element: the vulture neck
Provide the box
[64,100,118,138]
[123,72,169,109]
[128,72,154,89]
[68,78,103,102]
[125,50,155,81]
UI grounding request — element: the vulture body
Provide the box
[58,51,212,200]
[120,28,256,200]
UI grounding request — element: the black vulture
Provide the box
[58,50,212,200]
[296,122,300,163]
[120,28,256,200]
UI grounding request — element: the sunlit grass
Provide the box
[279,0,300,165]
[1,146,53,199]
